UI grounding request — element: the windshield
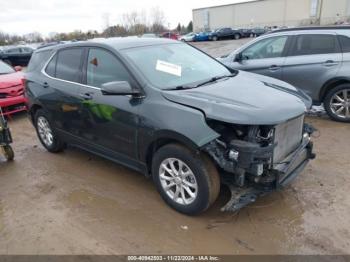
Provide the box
[122,43,231,89]
[0,61,15,74]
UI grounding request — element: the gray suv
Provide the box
[218,26,350,122]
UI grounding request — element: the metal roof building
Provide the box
[192,0,350,31]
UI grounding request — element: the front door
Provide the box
[227,35,290,80]
[77,47,140,160]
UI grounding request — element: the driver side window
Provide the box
[241,36,288,60]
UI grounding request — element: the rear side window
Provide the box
[46,54,57,77]
[55,48,83,83]
[86,48,132,88]
[291,34,339,56]
[27,50,52,72]
[339,35,350,53]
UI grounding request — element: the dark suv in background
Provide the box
[218,26,350,122]
[0,46,34,66]
[25,38,315,215]
[209,28,243,41]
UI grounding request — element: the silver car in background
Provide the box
[218,26,350,122]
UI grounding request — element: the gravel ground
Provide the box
[0,39,349,255]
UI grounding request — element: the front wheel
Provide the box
[324,84,350,122]
[152,144,220,215]
[2,145,14,161]
[234,34,241,40]
[212,36,218,41]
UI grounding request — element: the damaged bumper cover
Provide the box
[203,124,316,212]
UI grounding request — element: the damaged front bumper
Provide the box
[203,124,316,212]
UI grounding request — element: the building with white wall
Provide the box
[192,0,350,31]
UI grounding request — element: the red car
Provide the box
[0,60,27,117]
[160,32,180,40]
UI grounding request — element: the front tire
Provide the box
[34,109,65,152]
[234,34,241,40]
[152,144,220,215]
[2,145,14,161]
[212,36,218,41]
[324,84,350,122]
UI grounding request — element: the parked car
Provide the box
[250,27,268,37]
[193,32,211,42]
[179,33,196,42]
[0,60,27,116]
[141,33,158,38]
[218,26,350,122]
[0,46,34,66]
[209,27,242,41]
[237,28,252,38]
[25,38,315,215]
[160,32,179,40]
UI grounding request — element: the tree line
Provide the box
[0,8,193,46]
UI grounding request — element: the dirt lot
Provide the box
[0,40,350,255]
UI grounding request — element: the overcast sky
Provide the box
[0,0,253,36]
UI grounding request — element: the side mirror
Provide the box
[101,81,140,96]
[14,66,22,72]
[234,53,243,62]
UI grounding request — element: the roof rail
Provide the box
[267,26,350,34]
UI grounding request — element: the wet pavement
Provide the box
[0,39,350,255]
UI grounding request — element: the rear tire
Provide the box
[324,84,350,123]
[234,34,241,40]
[152,143,220,215]
[34,109,65,152]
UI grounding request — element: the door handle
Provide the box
[269,65,281,71]
[79,92,93,100]
[42,82,49,88]
[324,60,338,67]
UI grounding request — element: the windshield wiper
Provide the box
[195,73,237,88]
[163,72,237,91]
[163,85,196,91]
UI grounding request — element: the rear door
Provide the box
[227,35,290,80]
[282,33,342,101]
[42,47,85,136]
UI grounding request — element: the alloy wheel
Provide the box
[330,89,350,119]
[37,116,54,147]
[159,158,198,205]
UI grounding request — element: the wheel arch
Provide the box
[29,103,43,124]
[319,77,350,102]
[142,130,203,175]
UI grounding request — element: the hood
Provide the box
[161,71,311,125]
[0,72,23,89]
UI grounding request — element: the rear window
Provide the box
[291,34,339,56]
[339,35,350,53]
[27,50,52,72]
[55,48,83,83]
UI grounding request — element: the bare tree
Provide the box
[150,7,166,33]
[122,11,139,32]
